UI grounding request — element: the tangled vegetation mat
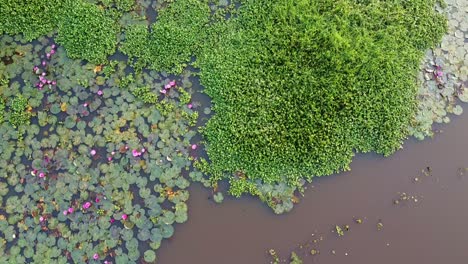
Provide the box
[0,0,464,263]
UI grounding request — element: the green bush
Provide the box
[197,0,447,190]
[57,1,118,63]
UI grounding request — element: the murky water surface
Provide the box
[158,110,468,263]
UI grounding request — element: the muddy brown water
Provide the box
[158,108,468,263]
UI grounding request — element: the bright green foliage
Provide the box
[120,0,210,73]
[178,87,191,104]
[0,0,64,41]
[120,24,151,69]
[148,0,210,73]
[197,0,447,190]
[57,1,118,63]
[8,94,30,128]
[132,86,158,104]
[119,74,135,88]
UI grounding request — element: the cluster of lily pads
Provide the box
[408,0,468,139]
[0,33,198,263]
[0,1,467,263]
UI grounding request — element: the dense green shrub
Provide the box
[197,0,447,192]
[56,1,119,63]
[0,0,64,41]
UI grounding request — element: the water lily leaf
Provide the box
[144,250,157,262]
[453,105,463,115]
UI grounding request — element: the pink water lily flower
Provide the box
[52,81,56,86]
[82,202,91,209]
[110,218,115,224]
[169,80,176,87]
[164,84,171,89]
[160,89,167,94]
[122,214,128,220]
[39,216,44,222]
[95,197,100,203]
[50,49,56,55]
[93,253,99,260]
[132,149,141,157]
[107,157,112,162]
[68,207,74,213]
[39,172,45,178]
[90,149,96,156]
[191,144,197,150]
[63,210,68,216]
[97,90,103,96]
[187,103,193,109]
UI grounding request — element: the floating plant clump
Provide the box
[0,34,198,262]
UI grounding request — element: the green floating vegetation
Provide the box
[121,0,210,73]
[57,1,119,63]
[197,0,447,197]
[289,252,303,264]
[0,0,64,41]
[0,0,122,64]
[8,94,31,129]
